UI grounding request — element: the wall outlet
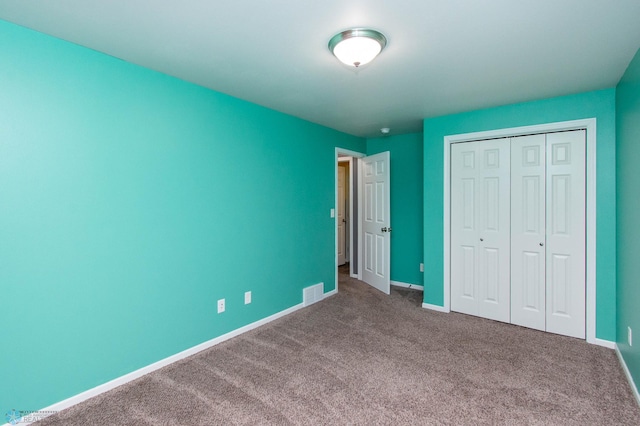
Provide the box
[244,291,252,305]
[629,326,633,347]
[330,208,335,218]
[420,263,424,272]
[217,298,225,314]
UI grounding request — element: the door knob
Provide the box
[381,227,387,232]
[539,242,544,246]
[480,238,484,241]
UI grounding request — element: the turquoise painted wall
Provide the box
[367,133,424,286]
[0,20,364,412]
[616,47,640,387]
[423,89,617,341]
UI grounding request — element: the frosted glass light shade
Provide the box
[329,29,387,68]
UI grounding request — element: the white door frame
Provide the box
[442,118,600,345]
[335,148,365,292]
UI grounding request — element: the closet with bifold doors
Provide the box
[450,130,586,339]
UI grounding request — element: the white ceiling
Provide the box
[2,1,640,137]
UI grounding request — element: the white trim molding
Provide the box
[616,345,640,407]
[443,119,598,343]
[592,338,616,350]
[391,280,424,291]
[422,302,450,313]
[324,289,338,298]
[28,302,306,423]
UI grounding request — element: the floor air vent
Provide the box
[303,283,324,307]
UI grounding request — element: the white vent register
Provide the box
[303,283,324,307]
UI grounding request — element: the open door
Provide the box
[360,151,391,294]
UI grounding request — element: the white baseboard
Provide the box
[422,302,450,313]
[324,289,338,298]
[590,337,616,349]
[391,280,424,291]
[616,344,640,407]
[23,302,305,424]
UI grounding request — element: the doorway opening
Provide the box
[335,148,392,295]
[335,148,364,292]
[337,158,350,268]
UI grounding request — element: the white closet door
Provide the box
[477,139,511,322]
[545,130,586,338]
[451,142,480,316]
[451,139,511,322]
[511,134,546,331]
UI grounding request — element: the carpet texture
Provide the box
[37,268,640,425]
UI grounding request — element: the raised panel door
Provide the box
[510,134,546,331]
[477,139,511,323]
[451,142,480,316]
[546,130,586,338]
[451,138,510,322]
[361,151,391,294]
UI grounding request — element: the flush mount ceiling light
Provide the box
[328,28,387,68]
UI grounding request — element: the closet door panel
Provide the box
[511,134,546,331]
[477,139,511,323]
[451,142,480,316]
[546,130,586,339]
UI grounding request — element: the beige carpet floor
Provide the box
[36,267,640,425]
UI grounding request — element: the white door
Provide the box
[337,163,347,266]
[361,151,391,294]
[511,134,546,331]
[545,130,586,338]
[454,130,586,338]
[451,139,511,322]
[451,142,480,316]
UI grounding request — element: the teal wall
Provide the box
[423,89,617,341]
[367,133,424,286]
[616,47,640,388]
[0,20,364,412]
